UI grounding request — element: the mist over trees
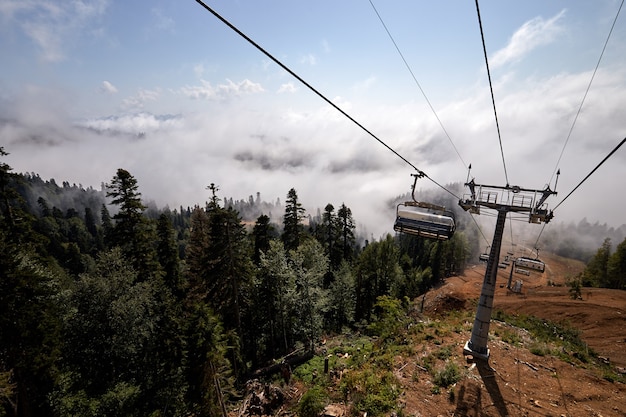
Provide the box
[1,146,625,416]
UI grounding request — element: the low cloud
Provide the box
[2,62,626,239]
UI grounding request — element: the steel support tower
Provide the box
[459,180,556,361]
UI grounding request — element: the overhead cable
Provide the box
[368,0,468,170]
[549,0,624,185]
[553,136,626,211]
[194,0,462,200]
[194,0,419,171]
[474,0,510,186]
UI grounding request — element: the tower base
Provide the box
[463,340,490,361]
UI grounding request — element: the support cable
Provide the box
[475,0,509,185]
[368,0,468,169]
[194,0,463,199]
[534,136,625,249]
[470,213,491,247]
[549,0,624,185]
[553,136,626,211]
[194,0,418,171]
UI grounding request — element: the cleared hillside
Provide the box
[240,252,626,417]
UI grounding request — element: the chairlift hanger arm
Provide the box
[408,172,446,212]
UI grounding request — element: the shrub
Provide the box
[433,362,461,389]
[298,387,326,417]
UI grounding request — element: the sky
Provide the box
[1,0,625,240]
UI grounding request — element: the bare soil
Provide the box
[238,252,626,416]
[410,251,626,416]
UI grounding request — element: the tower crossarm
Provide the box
[458,181,557,224]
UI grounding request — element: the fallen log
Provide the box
[249,350,315,380]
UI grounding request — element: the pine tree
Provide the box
[290,240,329,351]
[106,169,159,278]
[0,148,63,416]
[355,235,402,322]
[282,188,306,251]
[327,261,356,331]
[336,203,356,263]
[252,214,274,265]
[100,204,114,248]
[258,240,296,356]
[53,248,186,416]
[156,213,183,295]
[186,207,211,294]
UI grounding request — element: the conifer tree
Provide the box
[282,188,305,251]
[337,203,356,263]
[257,240,296,357]
[100,204,114,248]
[252,214,274,265]
[186,206,211,293]
[290,239,329,351]
[157,213,183,295]
[327,261,356,331]
[106,169,159,278]
[355,235,402,322]
[54,248,186,416]
[0,148,62,416]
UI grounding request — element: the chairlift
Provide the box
[478,253,489,262]
[514,256,545,273]
[393,173,456,240]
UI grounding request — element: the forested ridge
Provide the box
[1,146,625,416]
[0,148,474,417]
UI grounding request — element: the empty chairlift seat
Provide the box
[394,204,456,240]
[514,256,545,273]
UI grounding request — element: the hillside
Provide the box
[241,252,626,417]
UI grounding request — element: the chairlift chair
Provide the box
[394,203,456,240]
[514,256,545,273]
[393,173,456,240]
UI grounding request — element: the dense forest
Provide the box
[1,146,624,416]
[0,148,474,417]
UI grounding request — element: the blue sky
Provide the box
[1,0,625,239]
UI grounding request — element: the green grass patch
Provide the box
[493,310,595,365]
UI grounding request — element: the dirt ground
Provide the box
[239,252,626,417]
[408,251,626,417]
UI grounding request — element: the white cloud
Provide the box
[300,53,317,66]
[3,62,626,239]
[179,79,264,100]
[100,81,118,94]
[78,112,183,136]
[0,0,109,62]
[122,88,161,110]
[277,82,298,94]
[491,9,566,68]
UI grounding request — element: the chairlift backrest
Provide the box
[394,203,456,240]
[514,257,545,273]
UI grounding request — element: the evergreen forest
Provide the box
[1,146,624,416]
[0,148,474,417]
